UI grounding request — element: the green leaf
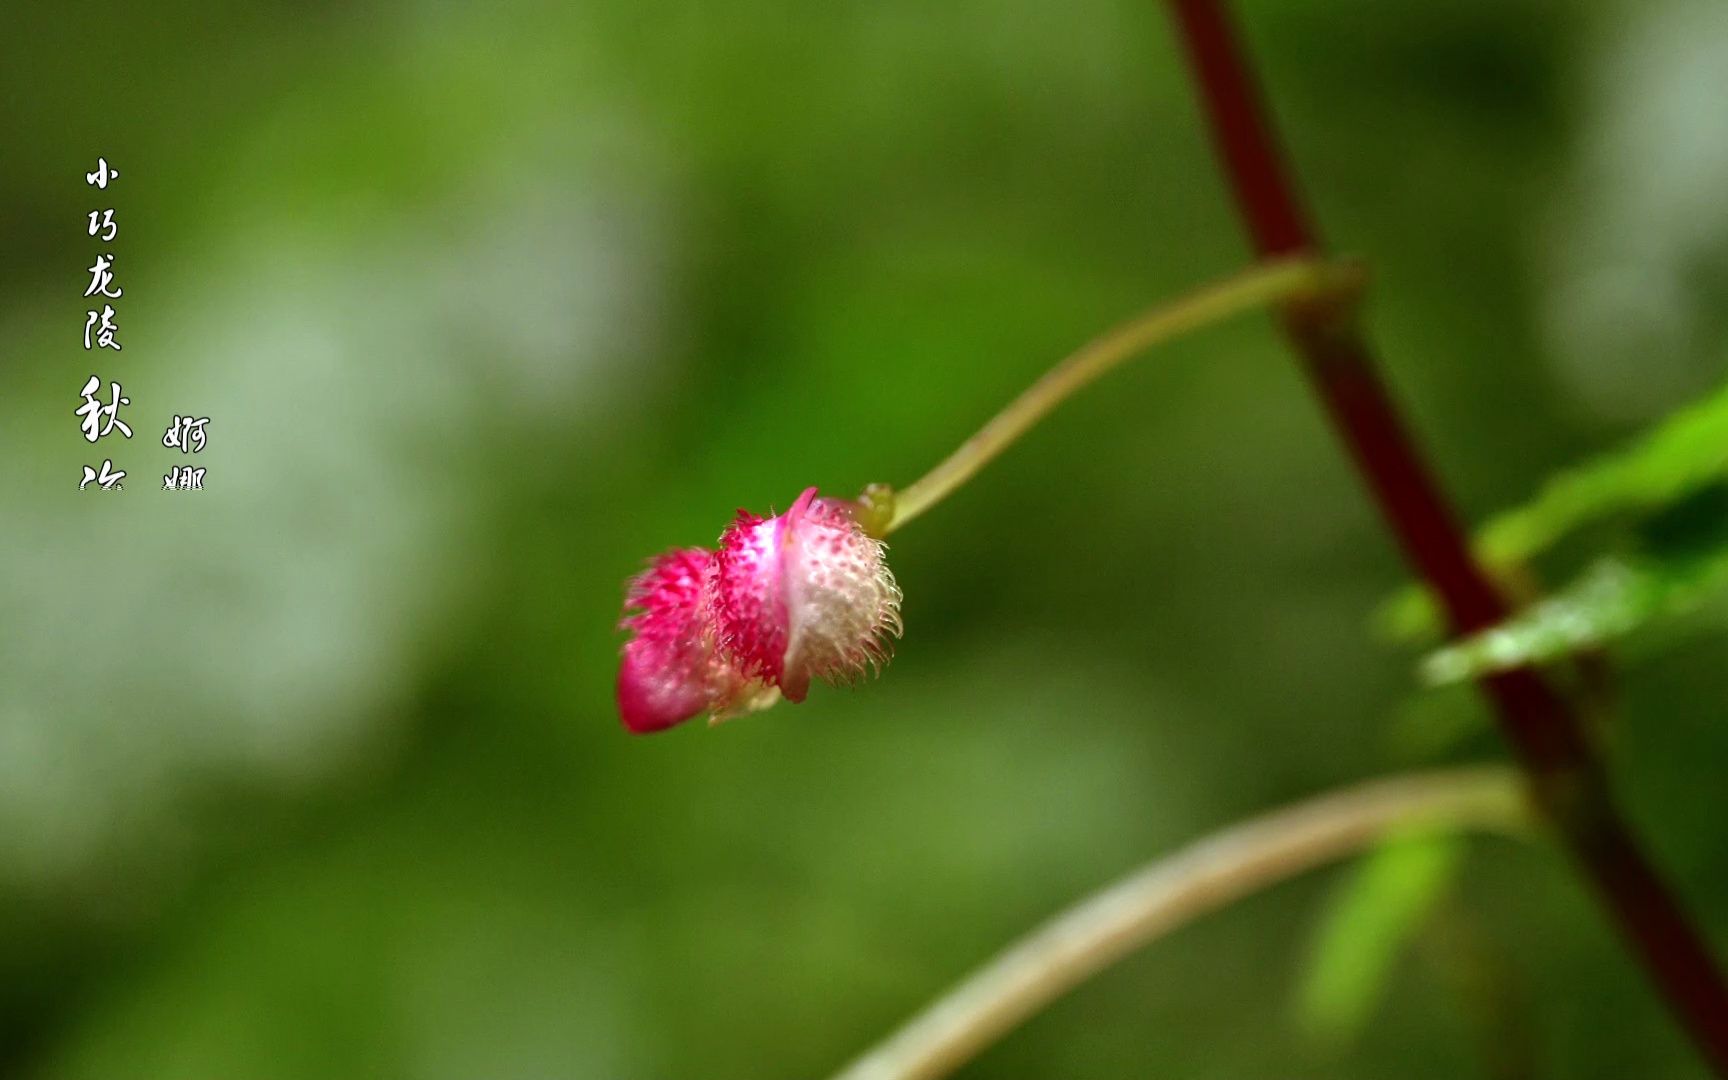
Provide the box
[1420,544,1728,686]
[1295,830,1466,1045]
[1477,381,1728,566]
[1381,379,1728,646]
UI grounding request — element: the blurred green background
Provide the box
[4,0,1728,1076]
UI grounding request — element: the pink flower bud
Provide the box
[714,488,903,704]
[614,488,903,733]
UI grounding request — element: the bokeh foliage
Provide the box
[3,1,1727,1077]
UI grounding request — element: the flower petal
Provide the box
[780,494,903,701]
[616,548,727,733]
[713,495,799,687]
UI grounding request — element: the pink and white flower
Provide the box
[615,487,902,733]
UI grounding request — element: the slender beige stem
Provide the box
[828,765,1529,1080]
[884,256,1350,533]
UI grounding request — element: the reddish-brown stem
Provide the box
[1166,0,1728,1071]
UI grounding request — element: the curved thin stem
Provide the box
[884,256,1350,533]
[829,765,1527,1080]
